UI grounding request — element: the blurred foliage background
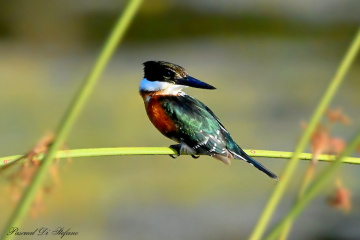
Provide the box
[0,0,360,239]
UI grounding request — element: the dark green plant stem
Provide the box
[265,130,360,240]
[249,27,360,240]
[0,0,143,239]
[1,148,360,168]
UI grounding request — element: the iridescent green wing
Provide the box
[160,94,230,155]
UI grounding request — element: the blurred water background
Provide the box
[0,0,360,239]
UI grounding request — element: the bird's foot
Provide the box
[169,144,181,159]
[169,144,200,159]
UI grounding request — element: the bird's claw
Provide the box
[169,144,181,159]
[169,144,200,159]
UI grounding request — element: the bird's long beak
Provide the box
[174,76,216,89]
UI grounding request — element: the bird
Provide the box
[139,61,278,180]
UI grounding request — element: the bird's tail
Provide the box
[231,149,278,180]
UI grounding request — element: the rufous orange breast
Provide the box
[141,92,177,135]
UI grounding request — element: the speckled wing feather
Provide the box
[160,94,230,156]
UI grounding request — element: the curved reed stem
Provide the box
[249,27,360,240]
[1,148,359,167]
[0,0,143,239]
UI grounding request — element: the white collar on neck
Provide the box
[139,78,187,95]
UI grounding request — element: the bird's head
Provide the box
[140,61,216,94]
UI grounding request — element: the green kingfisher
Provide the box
[139,61,278,180]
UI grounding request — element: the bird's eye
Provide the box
[164,71,173,79]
